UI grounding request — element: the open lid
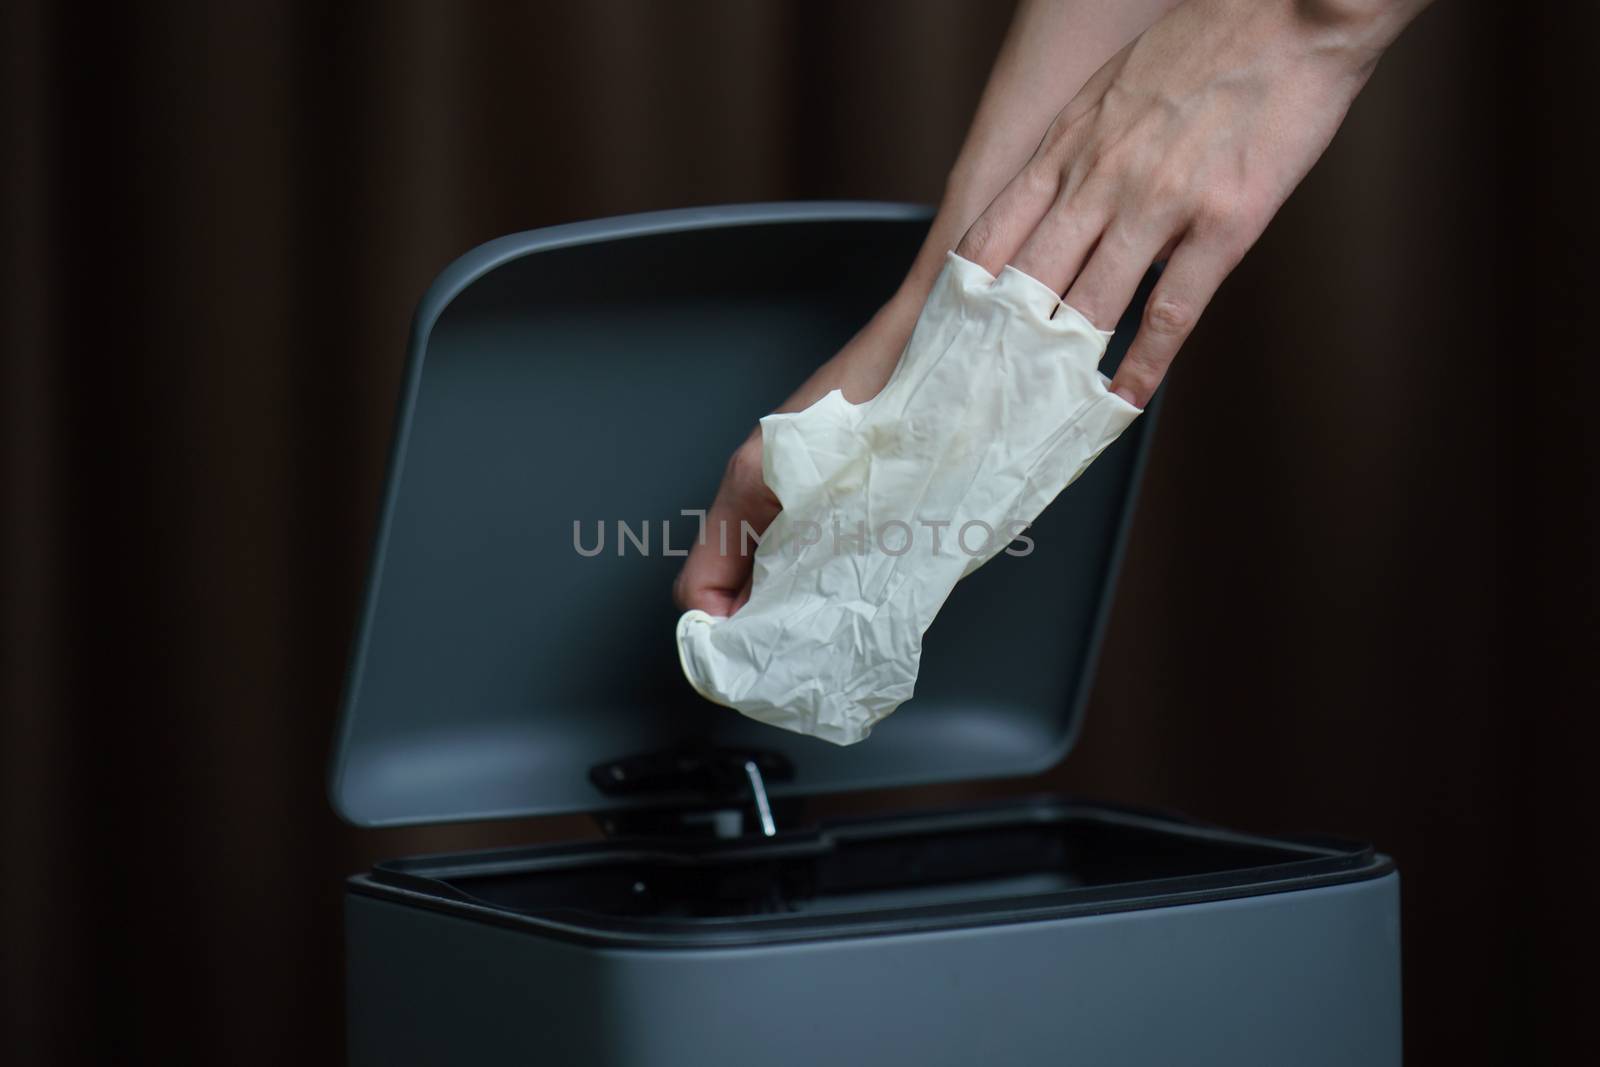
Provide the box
[330,203,1158,827]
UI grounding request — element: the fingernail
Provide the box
[1113,386,1141,409]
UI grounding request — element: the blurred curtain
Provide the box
[2,2,1593,1064]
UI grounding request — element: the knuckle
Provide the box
[1194,191,1243,233]
[1051,203,1095,243]
[1149,165,1192,207]
[1017,160,1060,201]
[1144,292,1196,337]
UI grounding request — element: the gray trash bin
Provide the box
[332,203,1401,1067]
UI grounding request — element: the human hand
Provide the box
[957,0,1430,407]
[672,0,1431,618]
[670,0,1180,618]
[669,0,1195,618]
[672,295,921,616]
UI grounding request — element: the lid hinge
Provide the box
[588,747,796,840]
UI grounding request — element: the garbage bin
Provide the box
[332,202,1401,1067]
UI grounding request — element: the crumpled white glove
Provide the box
[676,252,1141,745]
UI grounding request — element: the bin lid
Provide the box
[329,203,1158,827]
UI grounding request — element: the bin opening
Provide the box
[371,804,1366,928]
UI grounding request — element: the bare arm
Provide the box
[674,0,1430,616]
[676,0,1180,616]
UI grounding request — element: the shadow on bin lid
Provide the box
[329,203,1158,827]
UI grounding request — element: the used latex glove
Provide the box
[676,252,1140,745]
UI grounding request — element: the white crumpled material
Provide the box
[676,252,1142,745]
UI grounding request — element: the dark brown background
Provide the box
[3,1,1595,1064]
